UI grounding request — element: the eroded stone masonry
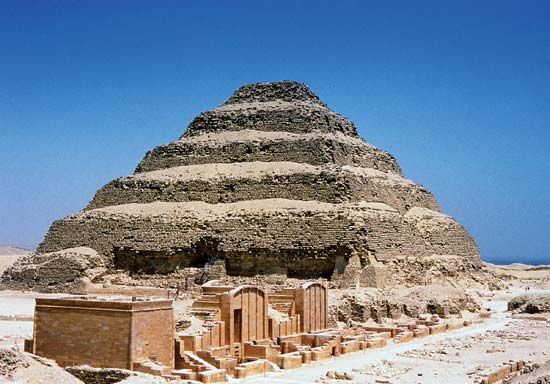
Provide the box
[2,81,481,289]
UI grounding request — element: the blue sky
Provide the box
[1,1,548,264]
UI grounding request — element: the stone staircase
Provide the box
[172,351,229,382]
[133,360,171,376]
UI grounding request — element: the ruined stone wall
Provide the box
[135,131,402,174]
[37,201,479,276]
[38,204,368,277]
[64,366,133,384]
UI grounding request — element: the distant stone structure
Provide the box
[4,81,481,289]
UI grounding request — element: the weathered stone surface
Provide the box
[224,81,324,105]
[508,294,550,313]
[135,130,402,174]
[3,80,481,290]
[330,284,480,324]
[0,349,83,383]
[90,162,438,212]
[185,100,357,137]
[1,247,105,292]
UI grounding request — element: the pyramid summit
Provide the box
[2,81,481,291]
[183,81,357,138]
[224,81,326,105]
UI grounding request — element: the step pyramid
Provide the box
[22,81,482,286]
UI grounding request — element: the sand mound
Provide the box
[0,246,31,256]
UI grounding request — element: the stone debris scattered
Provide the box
[360,359,412,378]
[319,370,355,383]
[0,348,83,383]
[508,293,550,314]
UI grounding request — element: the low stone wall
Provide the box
[479,360,525,384]
[235,359,273,379]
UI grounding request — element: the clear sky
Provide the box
[1,1,548,264]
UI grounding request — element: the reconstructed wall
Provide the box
[183,282,328,364]
[295,283,328,333]
[31,298,173,369]
[132,305,174,367]
[220,286,269,347]
[33,299,132,368]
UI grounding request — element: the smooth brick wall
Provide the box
[32,298,173,369]
[34,305,132,368]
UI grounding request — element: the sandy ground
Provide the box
[127,161,412,188]
[177,129,371,148]
[86,198,398,218]
[0,291,47,349]
[0,290,97,350]
[0,248,32,349]
[485,262,550,290]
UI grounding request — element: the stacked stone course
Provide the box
[88,163,438,212]
[135,131,402,174]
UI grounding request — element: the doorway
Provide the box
[233,309,242,343]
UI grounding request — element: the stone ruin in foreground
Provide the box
[25,282,488,382]
[3,81,481,289]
